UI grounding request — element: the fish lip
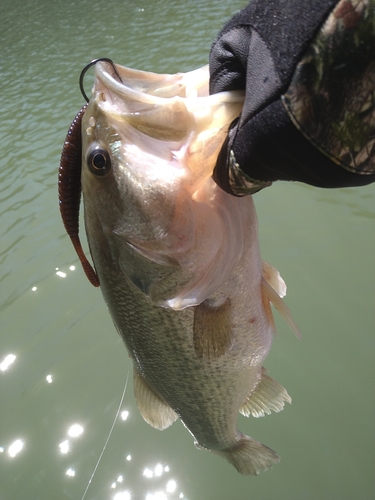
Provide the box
[94,61,245,106]
[95,61,166,105]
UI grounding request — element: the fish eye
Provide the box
[87,146,111,176]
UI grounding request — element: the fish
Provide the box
[58,61,300,475]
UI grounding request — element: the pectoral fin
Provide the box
[261,285,276,334]
[261,275,301,339]
[133,369,178,430]
[193,296,232,360]
[262,261,286,297]
[240,367,291,418]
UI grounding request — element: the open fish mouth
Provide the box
[93,61,243,106]
[91,62,245,177]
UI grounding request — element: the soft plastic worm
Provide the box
[58,104,100,287]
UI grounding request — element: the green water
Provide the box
[1,1,374,499]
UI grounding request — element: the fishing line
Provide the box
[80,367,130,500]
[79,58,123,103]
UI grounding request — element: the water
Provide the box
[0,1,374,499]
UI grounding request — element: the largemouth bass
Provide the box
[59,61,300,475]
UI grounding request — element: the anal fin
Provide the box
[193,296,232,360]
[133,368,178,430]
[240,367,292,418]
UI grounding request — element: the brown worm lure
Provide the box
[58,58,122,287]
[58,104,100,287]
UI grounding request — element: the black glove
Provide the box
[210,0,375,194]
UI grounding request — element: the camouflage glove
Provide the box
[210,0,375,195]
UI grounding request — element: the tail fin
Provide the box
[209,435,280,475]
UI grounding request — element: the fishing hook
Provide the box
[79,58,123,103]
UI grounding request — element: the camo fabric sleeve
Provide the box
[282,0,375,175]
[227,151,273,196]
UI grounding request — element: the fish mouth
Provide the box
[93,60,244,108]
[92,60,245,145]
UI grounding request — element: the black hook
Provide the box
[79,58,123,103]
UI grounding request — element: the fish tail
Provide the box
[213,434,280,475]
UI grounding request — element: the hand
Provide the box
[209,0,375,194]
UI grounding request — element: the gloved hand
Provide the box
[209,0,375,195]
